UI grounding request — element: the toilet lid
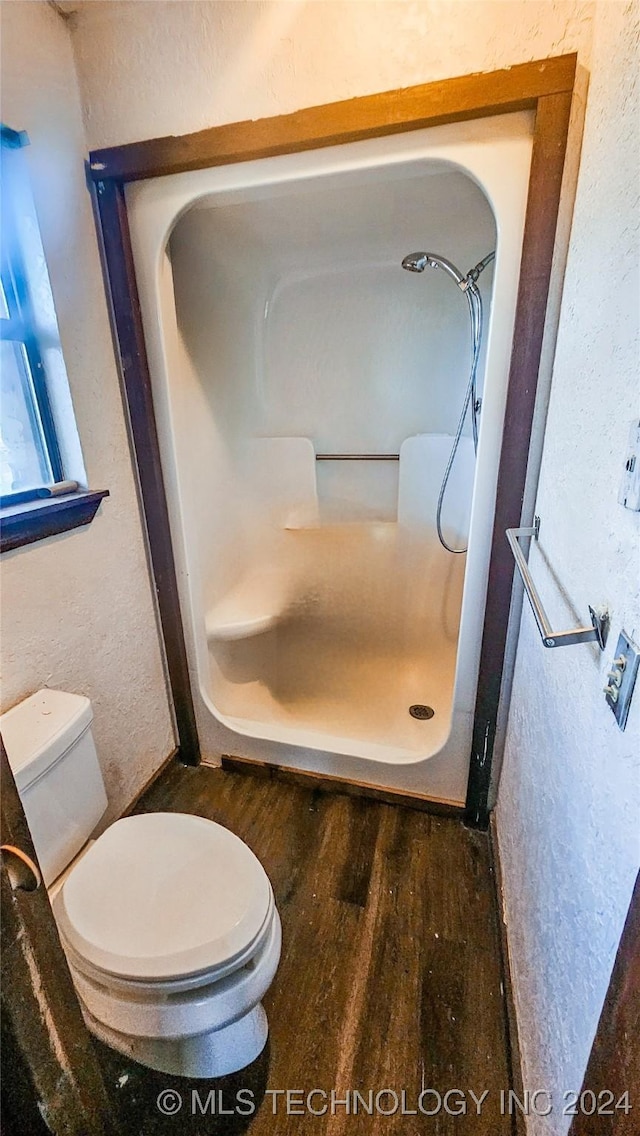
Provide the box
[54,813,273,981]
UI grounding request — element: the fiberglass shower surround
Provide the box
[126,113,534,805]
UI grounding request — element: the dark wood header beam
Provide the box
[88,53,577,183]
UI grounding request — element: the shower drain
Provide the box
[409,704,435,720]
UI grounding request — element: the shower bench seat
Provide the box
[205,566,293,641]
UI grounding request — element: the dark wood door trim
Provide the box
[91,178,200,766]
[465,88,573,826]
[570,871,640,1135]
[0,742,118,1136]
[87,55,578,823]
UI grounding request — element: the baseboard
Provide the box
[220,754,464,818]
[122,747,181,817]
[489,812,526,1135]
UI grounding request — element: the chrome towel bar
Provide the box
[506,518,608,649]
[315,453,400,461]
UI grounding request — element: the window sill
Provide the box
[0,490,109,553]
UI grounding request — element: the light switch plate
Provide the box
[605,630,640,730]
[618,419,640,511]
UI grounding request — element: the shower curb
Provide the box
[220,754,464,819]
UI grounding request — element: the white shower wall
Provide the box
[127,112,533,804]
[170,164,494,529]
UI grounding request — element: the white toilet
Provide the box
[1,689,282,1078]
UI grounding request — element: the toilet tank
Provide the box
[1,689,108,887]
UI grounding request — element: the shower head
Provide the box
[401,252,432,273]
[401,251,466,289]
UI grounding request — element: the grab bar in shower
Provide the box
[315,453,399,461]
[506,517,609,649]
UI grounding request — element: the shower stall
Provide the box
[126,110,535,805]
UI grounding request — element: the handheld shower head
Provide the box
[401,251,466,289]
[401,252,431,273]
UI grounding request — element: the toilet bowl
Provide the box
[54,811,281,1077]
[1,690,282,1078]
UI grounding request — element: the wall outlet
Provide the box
[618,419,640,510]
[604,630,640,730]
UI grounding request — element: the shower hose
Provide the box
[436,257,493,554]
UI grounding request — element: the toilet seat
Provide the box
[66,907,282,1044]
[53,812,272,983]
[62,892,276,996]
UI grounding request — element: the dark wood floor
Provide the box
[96,763,514,1134]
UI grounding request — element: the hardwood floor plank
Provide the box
[93,764,512,1134]
[335,797,381,908]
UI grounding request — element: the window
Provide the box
[0,125,107,549]
[1,125,68,503]
[1,131,65,503]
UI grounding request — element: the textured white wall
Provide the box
[61,0,637,1119]
[0,2,175,824]
[497,3,640,1132]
